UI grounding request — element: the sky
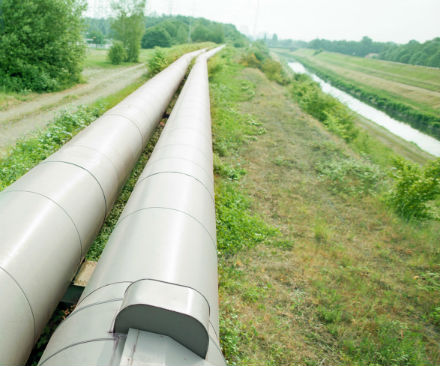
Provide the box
[86,0,440,44]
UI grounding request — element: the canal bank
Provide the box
[288,61,440,161]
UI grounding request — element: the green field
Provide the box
[83,47,155,69]
[276,48,440,139]
[293,49,440,93]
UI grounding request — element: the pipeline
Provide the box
[0,49,203,366]
[37,46,225,366]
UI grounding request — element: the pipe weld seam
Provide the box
[62,298,124,326]
[209,320,220,341]
[3,189,84,258]
[208,331,225,358]
[0,266,37,342]
[39,338,116,366]
[40,160,107,217]
[103,113,145,145]
[152,143,213,163]
[79,278,212,320]
[116,207,217,250]
[77,281,132,307]
[61,144,120,184]
[162,126,212,140]
[137,171,214,202]
[123,278,212,316]
[147,155,213,181]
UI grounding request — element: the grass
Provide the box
[293,49,440,92]
[83,47,155,69]
[210,47,440,365]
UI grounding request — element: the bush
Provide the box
[239,43,289,85]
[0,0,86,92]
[108,41,127,65]
[387,158,440,220]
[290,75,359,142]
[146,48,169,76]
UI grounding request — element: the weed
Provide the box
[316,157,384,196]
[387,158,440,220]
[314,219,331,243]
[215,180,277,257]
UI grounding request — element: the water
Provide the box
[288,61,440,157]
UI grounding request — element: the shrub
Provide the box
[239,43,289,85]
[290,75,359,142]
[146,48,169,76]
[108,41,127,65]
[387,158,440,220]
[0,0,86,92]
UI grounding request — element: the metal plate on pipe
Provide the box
[114,279,210,358]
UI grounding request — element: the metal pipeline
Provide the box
[37,46,225,366]
[0,50,203,366]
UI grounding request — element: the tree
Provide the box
[108,41,127,64]
[111,0,146,62]
[141,26,172,49]
[87,29,105,47]
[387,158,440,220]
[0,0,86,92]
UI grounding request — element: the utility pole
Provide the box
[169,0,174,15]
[188,0,195,43]
[253,0,260,40]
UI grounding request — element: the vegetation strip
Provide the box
[289,51,440,139]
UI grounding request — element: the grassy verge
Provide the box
[282,49,440,139]
[210,46,440,365]
[0,74,151,190]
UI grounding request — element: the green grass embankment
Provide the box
[284,49,440,139]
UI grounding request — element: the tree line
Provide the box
[267,36,440,68]
[86,15,247,50]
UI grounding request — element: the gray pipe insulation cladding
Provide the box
[37,46,226,366]
[0,49,204,366]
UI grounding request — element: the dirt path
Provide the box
[0,64,146,156]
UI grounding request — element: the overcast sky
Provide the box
[87,0,440,43]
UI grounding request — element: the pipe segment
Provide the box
[38,46,225,366]
[0,49,203,366]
